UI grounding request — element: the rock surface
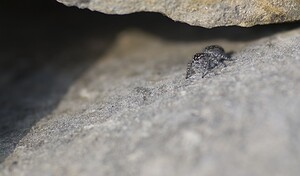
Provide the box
[57,0,300,28]
[1,2,300,176]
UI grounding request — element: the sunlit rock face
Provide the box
[57,0,300,28]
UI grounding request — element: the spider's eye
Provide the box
[193,56,200,61]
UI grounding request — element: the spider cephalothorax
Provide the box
[186,45,231,79]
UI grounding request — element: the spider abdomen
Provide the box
[186,45,231,78]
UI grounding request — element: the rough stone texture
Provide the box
[1,1,300,176]
[57,0,300,28]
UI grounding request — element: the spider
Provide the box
[186,45,232,79]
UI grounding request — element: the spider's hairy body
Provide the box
[186,45,231,79]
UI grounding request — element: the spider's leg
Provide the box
[202,59,212,78]
[223,53,234,61]
[226,51,235,59]
[186,60,195,79]
[209,57,219,69]
[220,61,227,67]
[202,71,209,78]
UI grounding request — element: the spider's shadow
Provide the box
[227,51,235,58]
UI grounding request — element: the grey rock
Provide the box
[1,26,300,175]
[56,0,300,28]
[1,3,300,175]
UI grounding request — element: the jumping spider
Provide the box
[186,45,232,79]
